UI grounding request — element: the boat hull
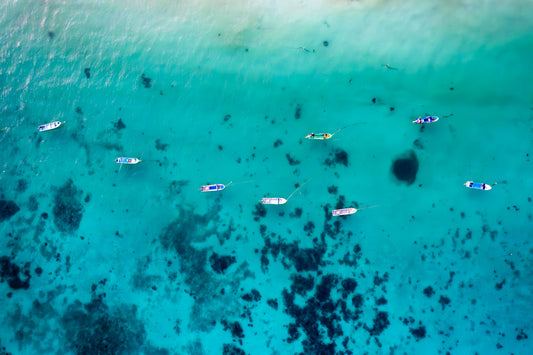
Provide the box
[413,116,439,124]
[464,181,491,190]
[332,208,357,216]
[262,197,287,205]
[305,133,331,140]
[38,121,62,131]
[201,184,226,192]
[115,157,141,164]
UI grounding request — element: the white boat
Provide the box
[261,197,287,205]
[464,181,492,190]
[412,116,439,124]
[114,157,142,164]
[261,180,309,205]
[332,208,357,216]
[201,184,227,192]
[38,121,62,132]
[305,132,333,140]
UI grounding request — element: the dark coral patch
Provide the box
[52,179,84,233]
[286,154,300,166]
[413,139,424,149]
[288,245,325,272]
[209,253,236,274]
[114,118,126,130]
[15,179,28,193]
[303,221,315,235]
[375,296,387,305]
[241,289,261,302]
[84,68,90,78]
[0,200,20,222]
[341,278,357,293]
[291,274,315,296]
[267,299,278,310]
[391,150,419,185]
[295,104,302,119]
[327,185,338,194]
[516,329,528,340]
[0,256,31,290]
[289,208,302,218]
[324,149,349,167]
[155,139,169,151]
[365,311,390,336]
[439,295,451,310]
[410,325,426,340]
[352,294,363,308]
[61,295,148,354]
[223,344,246,355]
[140,73,152,88]
[423,286,435,297]
[221,320,244,339]
[252,203,267,221]
[335,149,348,166]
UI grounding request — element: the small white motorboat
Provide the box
[38,121,63,132]
[114,157,142,164]
[412,116,439,124]
[332,208,357,216]
[261,180,310,205]
[261,197,287,205]
[201,183,228,192]
[464,181,493,190]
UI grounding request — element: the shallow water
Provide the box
[1,0,532,354]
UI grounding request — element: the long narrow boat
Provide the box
[261,180,310,205]
[412,116,439,124]
[261,197,287,205]
[464,181,492,190]
[201,184,227,192]
[332,208,357,216]
[114,157,142,164]
[305,132,333,140]
[38,121,62,131]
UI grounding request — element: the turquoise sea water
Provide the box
[1,0,532,354]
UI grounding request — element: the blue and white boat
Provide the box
[201,184,227,192]
[464,181,492,190]
[413,116,439,124]
[114,157,141,164]
[38,121,63,131]
[261,197,287,205]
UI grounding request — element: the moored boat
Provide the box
[201,184,227,192]
[261,197,287,205]
[464,181,492,190]
[332,208,357,216]
[413,116,439,124]
[114,157,141,164]
[38,121,63,131]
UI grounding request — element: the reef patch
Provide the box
[140,73,152,88]
[52,179,84,233]
[0,200,20,222]
[0,256,31,290]
[391,150,418,185]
